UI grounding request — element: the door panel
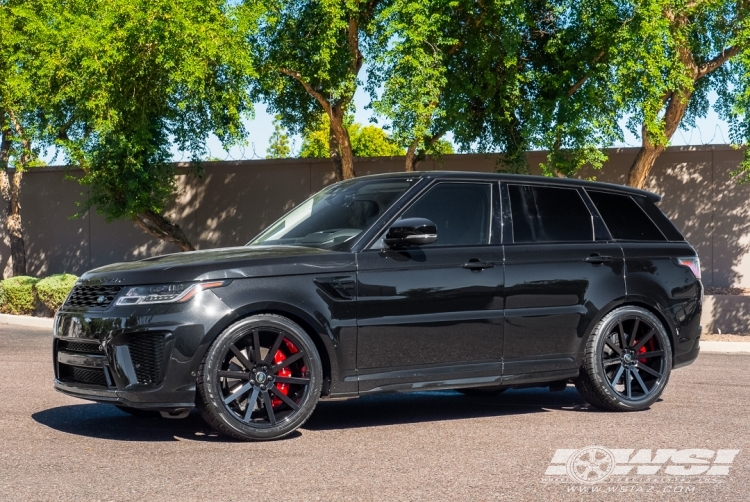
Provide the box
[503,242,624,375]
[356,246,504,390]
[354,180,504,392]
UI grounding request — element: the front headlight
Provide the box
[115,281,228,306]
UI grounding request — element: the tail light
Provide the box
[677,257,701,279]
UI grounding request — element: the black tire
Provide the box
[575,306,672,411]
[197,314,323,441]
[457,386,507,397]
[114,405,160,418]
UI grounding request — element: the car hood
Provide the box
[79,245,356,286]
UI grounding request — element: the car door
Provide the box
[356,181,504,393]
[501,183,625,379]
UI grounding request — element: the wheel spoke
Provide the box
[229,345,254,371]
[271,351,303,372]
[609,365,624,387]
[605,339,622,355]
[625,368,632,398]
[636,362,662,379]
[638,350,664,360]
[252,330,262,364]
[269,386,300,410]
[602,357,621,368]
[632,368,650,394]
[632,329,655,352]
[617,321,627,351]
[262,390,276,425]
[223,382,253,404]
[218,370,250,380]
[243,386,261,422]
[264,332,285,365]
[274,376,310,385]
[629,319,640,347]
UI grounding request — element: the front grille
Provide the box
[59,365,108,386]
[64,285,123,309]
[57,339,103,354]
[128,334,165,385]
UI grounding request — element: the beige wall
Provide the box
[4,145,749,287]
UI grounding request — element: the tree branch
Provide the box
[697,46,741,79]
[278,68,332,114]
[567,49,606,97]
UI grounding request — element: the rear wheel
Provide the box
[197,314,323,441]
[576,306,672,411]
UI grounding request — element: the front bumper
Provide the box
[52,289,235,411]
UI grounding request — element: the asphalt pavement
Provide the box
[1,324,748,502]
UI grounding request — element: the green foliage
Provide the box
[35,274,78,312]
[0,276,39,315]
[49,0,256,225]
[266,115,292,159]
[299,114,405,158]
[247,0,379,136]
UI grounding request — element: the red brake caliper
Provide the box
[271,339,299,408]
[636,338,655,364]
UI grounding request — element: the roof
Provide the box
[357,171,662,202]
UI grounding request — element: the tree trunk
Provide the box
[627,88,692,189]
[328,107,355,180]
[405,133,444,172]
[404,143,419,172]
[133,209,195,252]
[0,128,27,276]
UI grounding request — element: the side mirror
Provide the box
[384,218,438,248]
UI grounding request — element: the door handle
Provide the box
[462,259,495,270]
[585,254,613,264]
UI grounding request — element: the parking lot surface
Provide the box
[0,324,748,501]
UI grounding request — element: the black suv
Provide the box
[53,172,702,441]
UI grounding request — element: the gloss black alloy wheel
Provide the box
[576,306,672,412]
[197,314,323,441]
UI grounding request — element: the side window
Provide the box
[508,185,593,243]
[587,190,666,241]
[400,182,492,246]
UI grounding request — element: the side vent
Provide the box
[314,276,356,300]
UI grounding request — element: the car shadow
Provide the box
[303,387,591,431]
[33,387,591,442]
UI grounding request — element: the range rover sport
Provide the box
[53,172,702,440]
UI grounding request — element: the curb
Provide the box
[700,341,750,354]
[0,313,53,329]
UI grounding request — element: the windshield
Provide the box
[248,177,419,249]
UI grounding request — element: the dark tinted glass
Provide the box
[401,183,491,246]
[587,190,665,241]
[509,185,592,243]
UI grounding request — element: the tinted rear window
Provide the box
[508,185,593,243]
[587,190,665,241]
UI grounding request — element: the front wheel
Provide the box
[575,306,672,411]
[197,314,323,441]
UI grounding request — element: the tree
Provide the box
[299,113,406,158]
[614,0,750,188]
[0,0,59,276]
[511,0,749,187]
[248,0,386,180]
[50,0,255,250]
[368,0,536,172]
[266,114,292,159]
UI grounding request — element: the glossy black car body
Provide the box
[53,172,702,425]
